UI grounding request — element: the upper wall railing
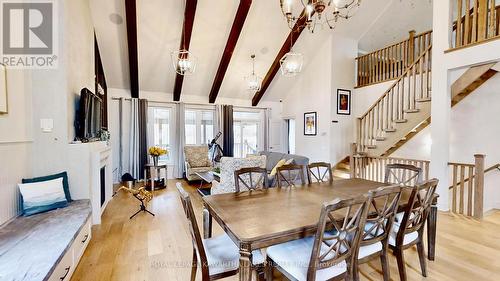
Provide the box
[355,30,432,88]
[451,0,500,50]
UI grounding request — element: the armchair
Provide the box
[184,145,213,182]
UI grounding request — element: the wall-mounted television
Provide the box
[76,88,102,141]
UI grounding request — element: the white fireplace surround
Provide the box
[67,141,112,224]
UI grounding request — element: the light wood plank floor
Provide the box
[72,180,500,281]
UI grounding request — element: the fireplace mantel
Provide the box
[67,141,112,224]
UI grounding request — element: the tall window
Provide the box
[148,106,173,163]
[233,111,261,158]
[185,109,215,146]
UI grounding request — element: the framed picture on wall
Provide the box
[304,112,317,136]
[337,89,351,115]
[0,64,7,114]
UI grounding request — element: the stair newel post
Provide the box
[350,143,357,179]
[473,154,485,219]
[356,118,362,153]
[408,30,416,67]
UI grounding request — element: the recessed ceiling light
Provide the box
[260,47,269,55]
[109,13,123,25]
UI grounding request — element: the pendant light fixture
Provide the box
[245,54,262,91]
[279,32,303,77]
[171,1,197,75]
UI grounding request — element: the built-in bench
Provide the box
[0,200,92,281]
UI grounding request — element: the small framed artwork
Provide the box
[304,112,317,136]
[0,64,7,114]
[337,89,351,115]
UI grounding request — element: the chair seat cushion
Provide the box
[203,234,263,276]
[267,237,347,281]
[358,242,383,259]
[388,222,418,246]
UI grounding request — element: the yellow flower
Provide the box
[149,146,168,156]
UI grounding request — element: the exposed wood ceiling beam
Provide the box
[125,0,139,98]
[173,0,198,101]
[208,0,252,104]
[252,10,308,106]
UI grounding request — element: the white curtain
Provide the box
[175,103,186,178]
[129,98,140,179]
[118,97,124,181]
[215,104,224,150]
[263,108,271,152]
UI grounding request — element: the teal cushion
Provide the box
[18,177,68,216]
[22,171,72,202]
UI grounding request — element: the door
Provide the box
[234,121,259,157]
[269,121,283,153]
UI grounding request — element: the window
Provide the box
[233,111,261,158]
[185,109,215,146]
[148,106,173,163]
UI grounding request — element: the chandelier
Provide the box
[280,33,303,77]
[245,55,262,91]
[171,49,197,75]
[280,0,361,32]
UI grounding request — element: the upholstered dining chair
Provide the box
[384,163,423,186]
[265,195,370,281]
[234,167,268,192]
[276,164,306,187]
[352,185,402,281]
[389,178,439,281]
[307,162,334,183]
[175,183,265,281]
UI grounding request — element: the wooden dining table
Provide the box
[202,178,438,281]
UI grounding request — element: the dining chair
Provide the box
[384,163,423,186]
[307,162,334,184]
[265,195,370,281]
[389,178,439,281]
[276,164,306,187]
[352,185,402,281]
[234,167,268,192]
[175,183,265,281]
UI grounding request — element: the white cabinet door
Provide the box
[269,121,283,152]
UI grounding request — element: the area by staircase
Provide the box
[355,43,498,157]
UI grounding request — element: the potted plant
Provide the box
[148,146,168,166]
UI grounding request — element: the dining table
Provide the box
[202,178,438,281]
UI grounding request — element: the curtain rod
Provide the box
[110,97,269,110]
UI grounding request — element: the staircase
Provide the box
[355,43,498,157]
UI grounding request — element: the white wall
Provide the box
[0,70,33,225]
[392,73,500,211]
[280,34,333,163]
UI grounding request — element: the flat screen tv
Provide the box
[76,88,102,141]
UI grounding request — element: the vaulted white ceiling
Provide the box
[90,0,433,102]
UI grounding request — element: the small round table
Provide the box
[144,163,167,191]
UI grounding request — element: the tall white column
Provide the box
[430,0,452,210]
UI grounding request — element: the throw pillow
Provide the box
[270,159,287,177]
[18,177,68,216]
[22,171,72,202]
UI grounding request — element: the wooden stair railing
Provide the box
[356,44,432,155]
[448,154,498,219]
[356,30,432,88]
[350,150,430,184]
[452,0,500,51]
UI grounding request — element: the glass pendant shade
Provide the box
[171,50,197,75]
[245,54,262,91]
[280,52,303,77]
[246,73,262,91]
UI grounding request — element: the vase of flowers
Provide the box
[149,146,168,166]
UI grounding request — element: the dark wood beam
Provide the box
[252,10,308,106]
[208,0,252,103]
[125,0,139,98]
[173,0,198,101]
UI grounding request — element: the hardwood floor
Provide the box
[72,180,500,281]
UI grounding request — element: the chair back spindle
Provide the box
[234,167,268,192]
[384,164,422,186]
[276,164,306,187]
[307,162,334,183]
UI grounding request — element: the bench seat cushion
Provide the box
[0,200,91,281]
